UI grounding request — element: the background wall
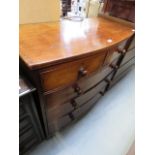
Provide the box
[19,0,60,24]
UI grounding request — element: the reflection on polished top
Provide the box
[20,17,134,70]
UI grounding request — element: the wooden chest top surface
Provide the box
[20,17,134,70]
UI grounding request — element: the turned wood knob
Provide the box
[79,67,88,77]
[74,84,82,95]
[110,64,118,69]
[105,78,111,84]
[71,100,77,108]
[117,48,126,54]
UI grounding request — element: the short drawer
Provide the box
[40,53,107,92]
[72,93,101,119]
[73,80,107,108]
[121,48,135,66]
[48,115,72,133]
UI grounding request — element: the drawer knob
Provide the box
[71,100,77,108]
[105,78,111,84]
[74,84,82,95]
[110,64,118,69]
[79,67,88,77]
[117,48,126,54]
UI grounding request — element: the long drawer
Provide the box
[40,52,107,92]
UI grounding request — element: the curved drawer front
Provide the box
[40,52,107,92]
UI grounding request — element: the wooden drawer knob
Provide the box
[74,84,82,95]
[79,67,88,77]
[110,64,118,69]
[71,100,77,108]
[117,48,126,54]
[105,78,111,84]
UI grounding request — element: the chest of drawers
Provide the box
[20,17,134,137]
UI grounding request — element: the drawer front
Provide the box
[48,115,72,134]
[121,48,135,66]
[72,93,101,119]
[40,53,107,92]
[73,80,107,107]
[115,57,135,78]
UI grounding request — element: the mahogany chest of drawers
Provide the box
[20,17,135,137]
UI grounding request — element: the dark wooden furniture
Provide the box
[19,76,44,154]
[103,0,135,23]
[20,16,134,137]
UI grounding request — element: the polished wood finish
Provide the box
[20,17,134,70]
[20,17,134,137]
